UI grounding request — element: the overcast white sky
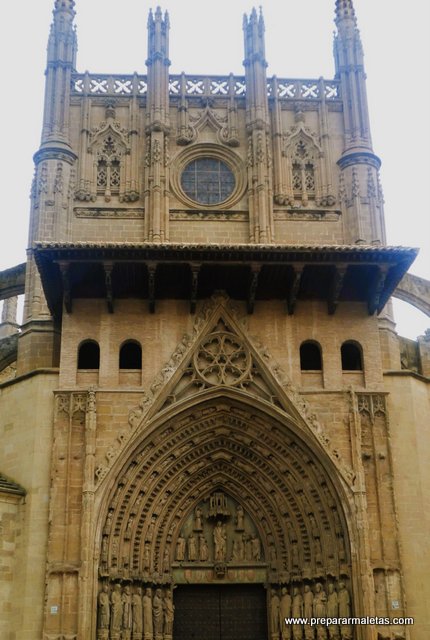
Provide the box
[0,0,429,338]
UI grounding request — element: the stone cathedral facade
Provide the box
[0,1,429,639]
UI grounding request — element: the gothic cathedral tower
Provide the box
[0,1,429,639]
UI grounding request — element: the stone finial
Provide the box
[335,0,357,25]
[54,0,76,16]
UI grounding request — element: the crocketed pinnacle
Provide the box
[148,6,169,27]
[335,0,357,25]
[54,0,76,14]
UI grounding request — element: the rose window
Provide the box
[194,332,252,386]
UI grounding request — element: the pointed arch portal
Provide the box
[90,302,361,639]
[95,395,355,639]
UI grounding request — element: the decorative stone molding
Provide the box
[74,208,144,219]
[94,292,354,487]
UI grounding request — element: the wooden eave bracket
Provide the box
[190,263,201,315]
[247,263,261,314]
[328,264,348,315]
[58,261,72,313]
[147,262,157,314]
[287,265,303,315]
[103,262,114,314]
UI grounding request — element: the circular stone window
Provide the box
[180,158,236,206]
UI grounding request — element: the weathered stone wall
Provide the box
[0,373,58,639]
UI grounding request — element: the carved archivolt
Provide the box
[97,400,351,588]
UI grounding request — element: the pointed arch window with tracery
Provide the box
[96,135,123,201]
[290,137,317,206]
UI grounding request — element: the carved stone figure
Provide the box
[110,583,123,633]
[153,588,164,639]
[163,546,171,573]
[142,542,151,571]
[163,589,175,637]
[199,534,209,561]
[176,534,186,561]
[338,583,352,640]
[280,587,292,640]
[187,533,197,561]
[97,583,110,631]
[251,534,261,561]
[291,586,303,640]
[231,536,242,561]
[146,516,156,542]
[303,585,314,640]
[270,589,281,636]
[314,538,323,566]
[291,542,299,568]
[143,588,153,640]
[132,587,143,637]
[313,583,327,616]
[194,507,203,531]
[213,521,227,561]
[235,504,245,530]
[327,583,339,639]
[337,582,350,618]
[122,585,132,635]
[313,583,327,640]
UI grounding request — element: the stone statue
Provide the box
[270,589,281,636]
[163,589,175,637]
[303,585,314,640]
[153,588,164,639]
[110,583,123,633]
[338,583,352,640]
[314,538,323,565]
[244,533,252,560]
[213,521,227,561]
[280,587,292,640]
[132,587,143,638]
[291,543,299,568]
[327,583,339,639]
[142,542,151,571]
[313,583,327,640]
[176,534,186,561]
[163,546,170,573]
[145,516,156,542]
[199,534,209,561]
[313,582,327,616]
[337,582,350,618]
[143,588,153,640]
[122,585,132,636]
[235,504,245,530]
[194,507,203,531]
[291,586,303,640]
[251,534,261,561]
[187,533,197,561]
[97,583,110,630]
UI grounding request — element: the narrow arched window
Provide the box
[341,341,363,371]
[119,341,142,370]
[300,341,322,371]
[77,340,100,369]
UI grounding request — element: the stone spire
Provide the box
[334,0,386,245]
[243,7,273,243]
[145,7,171,241]
[40,0,78,146]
